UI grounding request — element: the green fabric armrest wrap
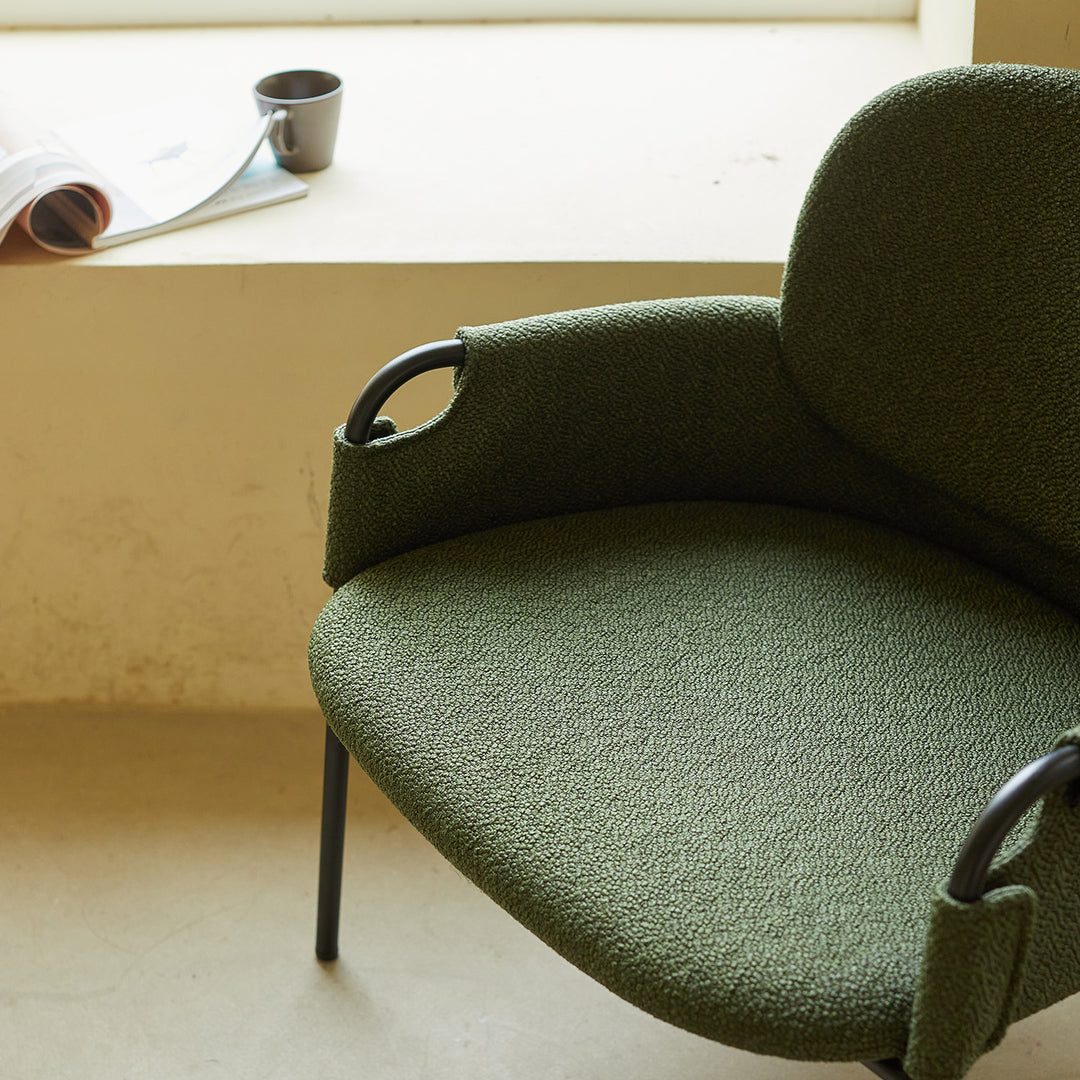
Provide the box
[324,292,1080,615]
[990,726,1080,1022]
[904,884,1035,1080]
[324,294,867,587]
[906,724,1080,1080]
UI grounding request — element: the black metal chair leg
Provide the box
[863,1060,911,1079]
[316,723,350,961]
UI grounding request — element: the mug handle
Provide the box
[268,108,294,156]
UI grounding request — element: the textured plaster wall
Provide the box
[974,0,1078,68]
[0,257,777,707]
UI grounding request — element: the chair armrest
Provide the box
[321,294,902,587]
[948,744,1080,902]
[906,727,1080,1079]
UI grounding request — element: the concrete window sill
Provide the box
[0,20,947,270]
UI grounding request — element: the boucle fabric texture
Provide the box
[904,884,1035,1080]
[323,295,1077,616]
[311,503,1080,1070]
[781,64,1080,571]
[311,64,1080,1080]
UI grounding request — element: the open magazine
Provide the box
[0,97,308,255]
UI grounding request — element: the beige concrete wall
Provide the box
[920,0,1080,70]
[0,253,780,708]
[974,0,1079,67]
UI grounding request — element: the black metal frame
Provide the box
[343,338,466,445]
[947,745,1080,902]
[315,726,351,961]
[315,340,466,963]
[314,342,1080,1079]
[862,1061,910,1079]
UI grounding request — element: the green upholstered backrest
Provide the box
[780,64,1080,578]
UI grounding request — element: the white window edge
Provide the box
[2,1,919,28]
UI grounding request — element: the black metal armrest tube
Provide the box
[947,744,1080,903]
[344,339,466,445]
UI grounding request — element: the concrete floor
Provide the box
[2,706,1077,1080]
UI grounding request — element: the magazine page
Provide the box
[93,143,308,250]
[56,99,306,249]
[0,96,111,254]
[0,95,307,255]
[0,149,111,253]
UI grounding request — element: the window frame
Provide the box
[2,0,919,27]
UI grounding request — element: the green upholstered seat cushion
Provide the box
[309,500,1080,1064]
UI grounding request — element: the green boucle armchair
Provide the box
[308,64,1080,1080]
